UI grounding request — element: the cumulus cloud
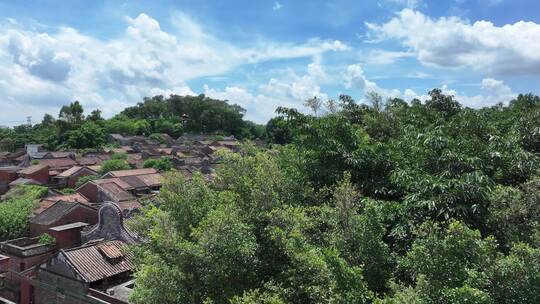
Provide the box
[204,59,332,122]
[403,78,517,107]
[0,13,349,124]
[366,9,540,75]
[344,64,401,98]
[203,59,518,122]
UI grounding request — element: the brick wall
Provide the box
[22,167,49,184]
[30,207,98,237]
[67,170,95,188]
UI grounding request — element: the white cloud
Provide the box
[361,49,414,65]
[202,60,518,123]
[403,78,517,107]
[0,13,349,125]
[204,59,332,122]
[272,1,283,11]
[366,9,540,75]
[386,0,421,9]
[344,64,401,98]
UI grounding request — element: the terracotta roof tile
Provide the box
[18,164,49,175]
[35,193,89,215]
[77,156,101,166]
[56,166,98,178]
[62,240,134,283]
[93,178,133,190]
[135,173,162,187]
[31,201,96,226]
[98,182,134,202]
[108,168,157,177]
[37,158,77,169]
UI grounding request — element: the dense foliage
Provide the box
[0,185,48,241]
[100,153,131,174]
[0,94,264,152]
[143,157,173,171]
[130,90,540,303]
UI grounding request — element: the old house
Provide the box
[0,222,92,304]
[0,237,55,273]
[24,144,49,160]
[0,166,19,194]
[77,178,134,203]
[29,203,140,304]
[33,240,134,304]
[36,158,77,172]
[18,164,50,184]
[29,201,98,237]
[33,193,89,216]
[51,166,99,188]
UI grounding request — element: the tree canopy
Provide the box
[0,94,264,152]
[130,90,540,303]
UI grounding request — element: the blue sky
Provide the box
[0,0,539,124]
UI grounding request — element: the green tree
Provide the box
[0,186,48,241]
[87,109,104,122]
[143,157,173,171]
[65,121,106,149]
[100,159,130,174]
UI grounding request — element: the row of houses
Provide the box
[0,133,242,195]
[0,202,139,303]
[0,133,247,303]
[0,166,158,303]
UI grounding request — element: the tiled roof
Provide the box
[98,242,124,259]
[0,166,21,173]
[135,173,162,187]
[98,182,134,202]
[56,166,98,178]
[107,168,157,177]
[62,240,134,283]
[50,152,73,158]
[116,200,142,213]
[87,165,102,172]
[18,164,49,175]
[77,156,101,166]
[35,193,89,215]
[31,201,96,226]
[55,166,82,178]
[120,175,148,189]
[94,178,133,190]
[38,158,77,169]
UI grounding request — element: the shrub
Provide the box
[75,175,99,188]
[143,157,173,171]
[38,233,56,246]
[100,159,130,174]
[111,152,128,160]
[0,185,48,241]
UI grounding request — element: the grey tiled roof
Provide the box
[61,240,134,283]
